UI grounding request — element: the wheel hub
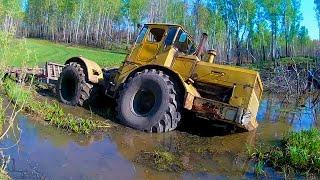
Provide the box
[132,89,156,116]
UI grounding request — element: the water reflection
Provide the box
[258,94,320,132]
[0,93,319,179]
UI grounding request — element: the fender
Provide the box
[65,56,103,84]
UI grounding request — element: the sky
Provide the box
[301,0,319,40]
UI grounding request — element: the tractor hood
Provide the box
[193,61,262,89]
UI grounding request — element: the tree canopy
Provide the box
[0,0,319,64]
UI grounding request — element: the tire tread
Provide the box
[116,69,182,133]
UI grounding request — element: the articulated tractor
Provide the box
[56,24,263,133]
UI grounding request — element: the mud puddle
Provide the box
[1,93,319,179]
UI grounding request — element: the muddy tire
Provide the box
[116,69,182,133]
[57,62,93,106]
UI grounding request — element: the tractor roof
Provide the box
[145,23,185,30]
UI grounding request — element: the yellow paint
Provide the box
[172,56,196,79]
[152,47,177,67]
[66,56,103,84]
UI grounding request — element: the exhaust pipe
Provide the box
[208,49,217,63]
[195,33,208,57]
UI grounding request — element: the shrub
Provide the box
[251,129,320,175]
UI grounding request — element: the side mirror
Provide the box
[178,32,188,42]
[137,23,142,29]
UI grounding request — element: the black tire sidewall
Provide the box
[118,72,172,131]
[58,64,82,106]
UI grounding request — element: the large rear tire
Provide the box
[116,69,182,133]
[57,62,94,106]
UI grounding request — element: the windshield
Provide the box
[135,26,148,44]
[135,26,196,55]
[164,27,178,46]
[174,30,196,55]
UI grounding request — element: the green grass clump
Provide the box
[282,129,320,170]
[7,38,126,67]
[137,150,184,172]
[246,61,271,71]
[0,170,9,180]
[251,129,320,175]
[153,150,179,171]
[279,57,315,65]
[254,160,265,176]
[246,57,315,71]
[0,97,4,132]
[2,79,101,134]
[3,79,31,105]
[49,112,96,135]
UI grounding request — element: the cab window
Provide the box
[136,27,148,44]
[164,28,178,46]
[147,28,165,43]
[174,30,196,55]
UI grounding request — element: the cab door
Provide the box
[137,28,166,62]
[128,27,148,63]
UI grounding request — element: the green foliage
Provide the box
[2,79,102,134]
[0,32,35,68]
[2,0,318,65]
[0,3,3,21]
[298,26,311,48]
[167,0,186,26]
[251,129,320,174]
[153,150,177,171]
[246,57,314,71]
[0,0,23,19]
[279,57,315,65]
[3,79,31,105]
[50,114,96,134]
[0,169,9,180]
[138,150,184,172]
[315,0,320,39]
[128,0,147,25]
[254,161,265,176]
[43,102,64,122]
[0,97,4,131]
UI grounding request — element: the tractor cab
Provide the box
[127,23,216,66]
[127,24,197,63]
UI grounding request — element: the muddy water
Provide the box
[1,94,319,179]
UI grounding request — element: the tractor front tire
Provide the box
[116,69,182,133]
[57,62,93,106]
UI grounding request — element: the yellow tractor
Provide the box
[57,23,263,133]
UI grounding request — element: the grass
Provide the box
[0,169,9,180]
[250,128,320,175]
[5,38,126,67]
[2,79,110,134]
[247,57,315,71]
[254,160,265,176]
[0,96,3,133]
[136,150,184,172]
[279,57,316,66]
[0,34,115,134]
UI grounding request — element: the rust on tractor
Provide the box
[191,97,245,127]
[192,97,223,120]
[184,93,195,110]
[5,62,64,84]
